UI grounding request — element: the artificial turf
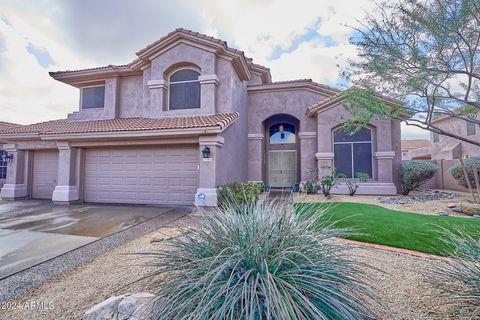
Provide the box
[298,202,480,255]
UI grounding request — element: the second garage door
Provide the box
[84,146,199,205]
[32,150,59,199]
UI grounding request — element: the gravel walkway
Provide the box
[0,207,191,303]
[1,212,452,320]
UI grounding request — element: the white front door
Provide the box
[268,150,297,188]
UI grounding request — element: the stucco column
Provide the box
[298,132,317,181]
[315,153,334,178]
[0,144,28,199]
[199,75,218,114]
[52,142,79,203]
[147,79,167,114]
[374,151,396,183]
[195,135,224,206]
[247,133,264,183]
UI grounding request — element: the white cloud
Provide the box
[267,40,356,83]
[0,0,380,124]
[401,122,430,140]
[0,15,79,124]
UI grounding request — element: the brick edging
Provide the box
[335,238,444,260]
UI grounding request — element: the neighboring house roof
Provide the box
[0,121,20,132]
[0,113,239,137]
[401,139,431,151]
[50,28,270,85]
[306,89,403,117]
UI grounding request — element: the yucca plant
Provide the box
[145,198,376,319]
[427,230,480,318]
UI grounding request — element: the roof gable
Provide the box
[50,29,269,84]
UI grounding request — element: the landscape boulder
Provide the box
[437,210,449,216]
[83,293,156,320]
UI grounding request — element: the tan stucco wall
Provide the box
[431,117,480,159]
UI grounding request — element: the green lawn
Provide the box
[298,202,480,255]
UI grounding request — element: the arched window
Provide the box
[169,69,200,110]
[269,123,296,144]
[333,127,372,178]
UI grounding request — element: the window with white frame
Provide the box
[333,127,373,178]
[169,69,201,110]
[0,151,7,180]
[81,85,105,109]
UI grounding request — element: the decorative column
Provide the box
[52,142,79,203]
[247,133,264,183]
[374,151,396,183]
[298,132,317,181]
[195,135,224,207]
[0,144,28,199]
[199,75,219,114]
[147,79,168,114]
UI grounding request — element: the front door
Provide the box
[268,150,297,188]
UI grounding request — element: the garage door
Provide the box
[32,150,59,199]
[84,146,199,205]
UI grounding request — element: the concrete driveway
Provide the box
[0,200,186,279]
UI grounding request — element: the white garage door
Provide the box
[32,150,59,199]
[84,146,199,205]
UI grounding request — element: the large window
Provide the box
[467,121,476,136]
[333,127,372,178]
[0,151,7,180]
[269,123,296,144]
[81,86,105,109]
[432,131,440,142]
[169,69,201,110]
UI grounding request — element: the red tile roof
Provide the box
[401,139,431,151]
[0,113,239,136]
[0,121,20,132]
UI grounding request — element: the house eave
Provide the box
[247,81,338,96]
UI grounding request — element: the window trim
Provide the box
[167,67,201,111]
[332,126,373,179]
[80,84,106,110]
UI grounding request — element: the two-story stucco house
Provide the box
[430,116,480,160]
[0,29,401,206]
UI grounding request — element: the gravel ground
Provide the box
[1,212,452,320]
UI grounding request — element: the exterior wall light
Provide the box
[202,146,211,159]
[1,153,13,163]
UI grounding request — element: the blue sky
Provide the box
[0,0,429,139]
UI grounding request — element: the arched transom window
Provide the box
[333,127,372,178]
[169,69,200,110]
[269,123,296,144]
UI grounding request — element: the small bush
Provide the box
[147,199,376,319]
[401,160,438,195]
[449,157,480,188]
[427,230,480,318]
[217,182,264,208]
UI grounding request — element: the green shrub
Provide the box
[401,160,438,195]
[427,230,480,318]
[148,199,375,319]
[217,182,264,208]
[449,157,480,188]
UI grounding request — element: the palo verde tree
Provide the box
[343,0,480,145]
